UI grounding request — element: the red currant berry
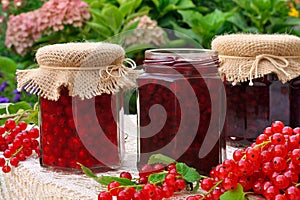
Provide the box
[120,172,132,180]
[246,147,261,161]
[274,194,287,200]
[222,177,237,191]
[18,121,27,131]
[273,174,289,189]
[117,189,132,200]
[285,186,300,200]
[98,191,112,200]
[166,163,176,171]
[142,184,156,198]
[132,191,146,200]
[271,133,286,145]
[0,157,5,167]
[10,157,19,167]
[107,181,121,196]
[282,126,293,136]
[233,149,244,161]
[2,165,11,173]
[5,119,16,130]
[291,149,300,165]
[164,173,176,187]
[252,180,264,194]
[272,121,285,133]
[3,149,11,158]
[201,178,214,191]
[28,128,39,139]
[272,157,287,172]
[175,179,186,192]
[161,185,174,198]
[0,126,5,135]
[263,185,280,199]
[264,127,273,136]
[256,134,269,144]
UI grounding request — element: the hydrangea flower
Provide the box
[5,0,90,55]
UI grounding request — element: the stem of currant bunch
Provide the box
[6,145,23,164]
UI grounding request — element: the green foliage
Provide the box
[178,9,233,48]
[0,101,38,125]
[83,0,149,41]
[231,0,300,34]
[220,183,246,200]
[147,153,176,165]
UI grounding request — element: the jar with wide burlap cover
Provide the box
[212,34,300,144]
[16,42,137,171]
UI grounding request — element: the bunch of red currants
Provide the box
[0,119,39,173]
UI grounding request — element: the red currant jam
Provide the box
[137,49,226,175]
[40,87,124,171]
[226,74,290,144]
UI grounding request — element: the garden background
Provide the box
[1,0,300,117]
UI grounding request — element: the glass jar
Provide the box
[137,49,226,175]
[226,74,290,145]
[290,76,300,127]
[40,87,124,171]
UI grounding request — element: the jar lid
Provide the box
[16,42,137,100]
[211,34,300,85]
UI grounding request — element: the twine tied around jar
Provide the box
[16,42,141,101]
[219,54,298,86]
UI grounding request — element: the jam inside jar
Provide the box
[40,87,124,171]
[137,49,226,175]
[226,74,290,145]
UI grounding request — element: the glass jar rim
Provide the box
[145,48,217,61]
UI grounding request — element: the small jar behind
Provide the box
[17,42,136,171]
[137,49,226,175]
[212,34,300,145]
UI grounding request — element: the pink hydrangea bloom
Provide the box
[5,0,90,55]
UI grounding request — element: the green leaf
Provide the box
[220,183,246,200]
[78,162,98,178]
[147,154,176,165]
[8,102,32,114]
[148,172,167,184]
[0,56,17,74]
[25,109,38,124]
[102,5,124,34]
[86,22,112,38]
[176,163,201,183]
[79,163,135,186]
[95,176,136,186]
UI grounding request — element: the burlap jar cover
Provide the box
[211,34,300,85]
[16,42,138,100]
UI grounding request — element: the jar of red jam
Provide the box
[16,42,137,171]
[137,49,226,175]
[212,34,300,145]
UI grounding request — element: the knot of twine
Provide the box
[248,54,290,86]
[220,54,299,86]
[39,58,137,80]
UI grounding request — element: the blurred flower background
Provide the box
[1,0,300,112]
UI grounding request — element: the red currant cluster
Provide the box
[188,121,300,200]
[0,119,39,173]
[98,163,187,200]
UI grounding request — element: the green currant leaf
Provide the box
[79,163,135,186]
[220,183,246,200]
[148,172,167,184]
[176,163,201,183]
[95,176,135,186]
[147,154,176,165]
[8,102,32,114]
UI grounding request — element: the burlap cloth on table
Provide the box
[211,34,300,85]
[16,42,139,101]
